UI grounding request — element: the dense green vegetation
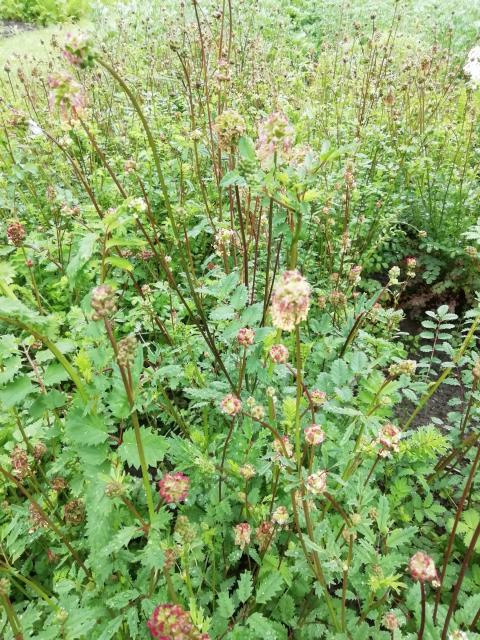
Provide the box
[0,1,480,638]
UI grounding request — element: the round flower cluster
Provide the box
[406,256,417,277]
[348,265,362,285]
[269,344,289,363]
[33,442,47,460]
[214,109,246,149]
[28,503,49,533]
[214,228,238,257]
[272,505,289,526]
[220,394,242,416]
[256,520,275,551]
[158,472,190,504]
[377,423,401,457]
[256,112,294,169]
[388,265,401,285]
[239,464,256,480]
[64,499,85,526]
[10,446,30,480]
[389,359,417,377]
[234,522,251,550]
[304,424,325,446]
[48,72,86,121]
[329,290,347,307]
[271,270,311,332]
[117,334,137,368]
[63,32,95,68]
[310,389,327,406]
[91,284,117,320]
[382,612,400,631]
[408,551,438,583]
[237,327,255,347]
[6,221,26,247]
[306,470,328,495]
[147,603,210,640]
[449,632,469,640]
[250,404,265,420]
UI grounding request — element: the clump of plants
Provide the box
[0,1,479,639]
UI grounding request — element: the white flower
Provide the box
[464,46,480,88]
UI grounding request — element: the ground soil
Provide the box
[0,20,35,39]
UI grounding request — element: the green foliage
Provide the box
[0,1,479,639]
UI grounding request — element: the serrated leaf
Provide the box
[118,427,168,468]
[0,375,34,408]
[236,571,253,603]
[65,408,109,446]
[217,591,235,618]
[256,572,283,604]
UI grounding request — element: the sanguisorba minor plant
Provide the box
[0,1,480,638]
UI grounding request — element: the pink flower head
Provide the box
[382,612,400,631]
[63,32,94,68]
[304,424,325,446]
[6,221,26,247]
[147,603,210,639]
[256,112,294,169]
[309,389,327,406]
[377,422,401,457]
[220,393,242,416]
[237,327,255,347]
[408,551,438,583]
[271,270,311,332]
[158,472,190,504]
[306,470,328,495]
[269,343,289,363]
[256,520,275,550]
[234,522,251,550]
[48,72,86,121]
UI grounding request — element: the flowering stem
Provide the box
[441,520,480,640]
[295,326,303,469]
[219,418,236,501]
[103,319,155,524]
[418,582,426,640]
[433,443,480,622]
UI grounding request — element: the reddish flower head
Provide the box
[304,424,325,446]
[237,327,255,347]
[234,522,251,550]
[158,472,190,504]
[408,551,438,583]
[306,470,328,495]
[269,343,289,363]
[147,603,209,640]
[220,393,242,416]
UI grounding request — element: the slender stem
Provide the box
[418,582,426,640]
[295,326,303,468]
[104,319,155,523]
[441,521,480,640]
[433,444,480,621]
